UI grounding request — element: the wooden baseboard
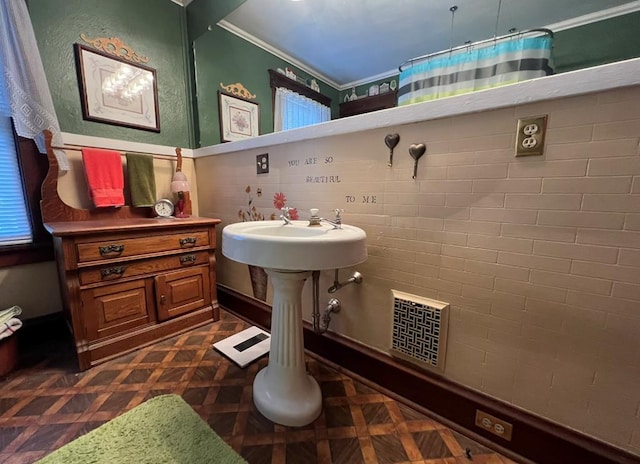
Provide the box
[218,284,639,464]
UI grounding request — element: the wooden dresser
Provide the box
[39,130,221,371]
[45,217,220,370]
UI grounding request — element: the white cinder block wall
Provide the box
[196,84,640,455]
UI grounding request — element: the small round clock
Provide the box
[153,198,174,218]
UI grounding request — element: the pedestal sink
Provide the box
[222,220,367,426]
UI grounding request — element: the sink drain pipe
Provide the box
[311,271,341,334]
[312,270,364,334]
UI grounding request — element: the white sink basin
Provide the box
[222,220,367,270]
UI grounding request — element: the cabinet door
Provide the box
[155,266,211,322]
[81,279,155,341]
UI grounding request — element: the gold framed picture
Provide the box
[74,43,159,132]
[218,91,260,142]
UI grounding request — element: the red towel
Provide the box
[81,148,125,207]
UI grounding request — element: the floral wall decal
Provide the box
[237,186,297,301]
[273,192,298,219]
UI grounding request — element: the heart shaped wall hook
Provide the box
[384,133,400,167]
[408,143,426,179]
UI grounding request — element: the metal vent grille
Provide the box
[390,290,449,373]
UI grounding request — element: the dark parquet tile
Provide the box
[14,395,60,416]
[121,368,154,384]
[329,437,364,464]
[324,405,354,428]
[0,309,519,464]
[173,350,198,363]
[182,387,209,406]
[362,402,392,424]
[245,410,275,435]
[49,373,81,388]
[0,426,25,451]
[216,385,244,404]
[13,373,51,390]
[412,430,453,459]
[58,393,98,414]
[86,369,120,386]
[0,397,18,415]
[17,424,69,452]
[241,444,273,464]
[140,351,167,363]
[371,434,409,464]
[185,335,207,345]
[285,441,317,464]
[98,391,136,411]
[206,411,237,436]
[320,380,346,397]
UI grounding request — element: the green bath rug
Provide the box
[36,394,247,464]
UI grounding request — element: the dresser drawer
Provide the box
[79,251,210,285]
[76,230,210,262]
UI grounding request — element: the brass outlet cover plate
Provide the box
[515,115,547,157]
[475,410,513,441]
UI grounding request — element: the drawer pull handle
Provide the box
[99,244,125,256]
[100,266,126,278]
[179,237,197,247]
[180,254,197,265]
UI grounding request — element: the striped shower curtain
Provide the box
[398,35,553,106]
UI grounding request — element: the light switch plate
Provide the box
[257,153,269,174]
[515,115,547,157]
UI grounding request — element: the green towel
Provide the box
[126,152,156,207]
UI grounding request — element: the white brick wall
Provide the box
[198,84,640,455]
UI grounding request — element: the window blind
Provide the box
[0,115,32,245]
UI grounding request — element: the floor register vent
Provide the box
[390,290,449,373]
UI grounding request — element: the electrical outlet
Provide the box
[475,410,513,441]
[257,153,269,174]
[515,115,547,157]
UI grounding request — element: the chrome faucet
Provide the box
[321,208,344,229]
[280,207,293,225]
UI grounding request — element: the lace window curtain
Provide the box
[0,0,68,170]
[273,87,330,132]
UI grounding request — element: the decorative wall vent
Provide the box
[390,290,449,373]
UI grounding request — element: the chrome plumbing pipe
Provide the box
[311,271,342,334]
[328,270,363,293]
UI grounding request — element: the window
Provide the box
[274,88,331,131]
[0,0,58,267]
[0,122,52,267]
[0,116,32,246]
[268,69,332,132]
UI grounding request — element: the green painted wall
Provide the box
[338,76,400,105]
[553,11,640,73]
[192,25,340,147]
[28,0,192,148]
[25,0,640,149]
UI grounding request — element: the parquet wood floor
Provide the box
[0,310,520,464]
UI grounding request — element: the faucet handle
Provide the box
[333,208,344,222]
[281,206,292,218]
[310,208,320,218]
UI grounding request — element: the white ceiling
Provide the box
[217,0,640,89]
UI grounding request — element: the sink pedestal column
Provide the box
[253,269,322,427]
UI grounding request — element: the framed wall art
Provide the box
[74,43,160,132]
[218,91,260,142]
